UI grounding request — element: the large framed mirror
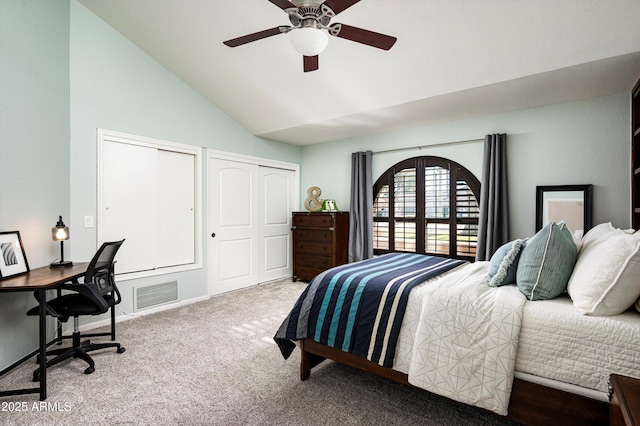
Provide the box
[536,184,593,237]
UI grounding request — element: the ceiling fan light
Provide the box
[290,27,328,56]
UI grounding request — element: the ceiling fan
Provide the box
[223,0,397,72]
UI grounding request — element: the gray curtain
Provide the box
[476,134,509,261]
[348,151,373,263]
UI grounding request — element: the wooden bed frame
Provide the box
[299,339,609,426]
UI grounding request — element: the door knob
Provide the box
[211,233,216,238]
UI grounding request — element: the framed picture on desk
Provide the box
[0,231,30,280]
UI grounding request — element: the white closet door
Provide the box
[259,167,293,282]
[156,150,195,268]
[102,141,158,274]
[100,140,196,275]
[208,158,260,295]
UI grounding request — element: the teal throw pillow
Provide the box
[487,239,525,287]
[516,222,578,300]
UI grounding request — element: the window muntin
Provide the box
[373,156,480,261]
[373,184,390,250]
[425,165,450,219]
[394,168,416,218]
[455,179,480,257]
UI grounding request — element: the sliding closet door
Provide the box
[101,141,158,274]
[99,131,199,276]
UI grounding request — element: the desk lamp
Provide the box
[50,215,72,267]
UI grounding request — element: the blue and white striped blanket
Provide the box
[274,253,466,368]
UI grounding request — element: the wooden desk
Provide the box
[0,263,88,401]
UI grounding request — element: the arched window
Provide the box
[373,156,481,261]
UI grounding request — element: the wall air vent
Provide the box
[134,281,178,312]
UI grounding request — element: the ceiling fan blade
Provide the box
[223,27,288,47]
[328,23,397,50]
[322,0,361,15]
[303,55,319,72]
[268,0,295,10]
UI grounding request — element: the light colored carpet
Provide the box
[0,279,520,425]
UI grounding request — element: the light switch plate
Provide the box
[84,215,94,228]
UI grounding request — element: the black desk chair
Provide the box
[27,240,125,380]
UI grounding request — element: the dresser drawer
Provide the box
[292,213,335,229]
[293,238,333,255]
[295,253,332,269]
[293,229,333,243]
[293,265,325,282]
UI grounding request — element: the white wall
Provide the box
[0,0,301,370]
[68,0,301,317]
[300,93,631,239]
[0,0,70,371]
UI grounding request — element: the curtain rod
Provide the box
[373,137,484,155]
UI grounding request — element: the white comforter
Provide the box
[515,295,640,396]
[394,262,526,415]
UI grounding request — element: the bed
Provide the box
[275,222,640,425]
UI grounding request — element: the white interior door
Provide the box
[259,167,294,282]
[208,158,259,295]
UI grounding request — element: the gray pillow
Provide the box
[516,222,577,300]
[487,239,525,287]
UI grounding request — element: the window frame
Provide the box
[372,156,481,261]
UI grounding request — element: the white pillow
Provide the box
[567,232,640,315]
[580,223,635,252]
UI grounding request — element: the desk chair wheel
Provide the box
[84,366,95,374]
[117,347,125,354]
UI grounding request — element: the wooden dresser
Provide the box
[631,76,640,229]
[291,212,349,282]
[610,374,640,426]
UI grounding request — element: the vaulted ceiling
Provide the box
[78,0,640,145]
